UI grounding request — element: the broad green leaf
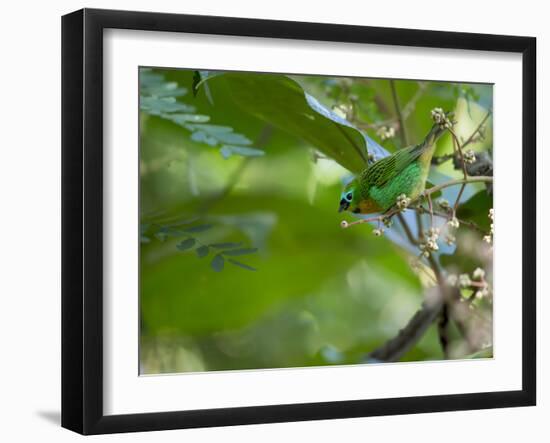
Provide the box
[176,238,196,250]
[141,194,422,335]
[457,190,492,231]
[215,73,374,173]
[211,254,225,272]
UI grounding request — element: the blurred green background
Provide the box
[139,68,493,374]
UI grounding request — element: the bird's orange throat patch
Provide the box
[358,199,384,214]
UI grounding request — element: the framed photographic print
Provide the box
[61,8,536,435]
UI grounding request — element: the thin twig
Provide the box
[438,303,450,359]
[340,208,401,228]
[462,111,492,149]
[424,176,493,196]
[426,209,487,233]
[401,82,428,120]
[449,131,469,214]
[396,213,418,245]
[390,79,408,147]
[356,82,428,130]
[367,290,444,362]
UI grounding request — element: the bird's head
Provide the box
[339,179,360,213]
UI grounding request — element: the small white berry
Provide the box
[446,274,458,286]
[459,273,472,288]
[464,149,476,164]
[447,217,460,229]
[473,267,486,280]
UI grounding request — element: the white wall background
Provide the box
[0,0,546,441]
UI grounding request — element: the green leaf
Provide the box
[220,145,265,159]
[456,190,492,231]
[215,73,374,173]
[140,194,422,336]
[140,223,150,233]
[465,346,493,359]
[196,245,210,258]
[221,248,258,256]
[142,81,187,98]
[208,242,243,249]
[140,96,195,114]
[176,238,196,251]
[210,254,225,272]
[191,131,218,146]
[192,70,222,100]
[163,113,211,125]
[154,231,168,242]
[188,124,252,145]
[183,224,213,233]
[213,132,252,145]
[192,70,201,97]
[440,253,482,273]
[139,69,165,88]
[227,258,257,271]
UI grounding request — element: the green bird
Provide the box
[339,123,447,214]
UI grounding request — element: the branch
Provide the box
[437,303,450,359]
[420,208,487,234]
[367,288,443,362]
[390,79,409,146]
[462,111,492,149]
[356,82,427,131]
[396,213,418,245]
[340,177,492,230]
[424,176,493,196]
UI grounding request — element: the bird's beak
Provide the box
[339,199,349,213]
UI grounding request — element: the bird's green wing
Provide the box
[365,145,423,187]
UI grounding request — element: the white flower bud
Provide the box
[447,217,460,229]
[446,274,458,286]
[472,267,486,280]
[464,149,477,164]
[459,273,472,288]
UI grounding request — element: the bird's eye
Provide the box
[346,192,353,201]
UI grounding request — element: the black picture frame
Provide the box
[62,8,536,435]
